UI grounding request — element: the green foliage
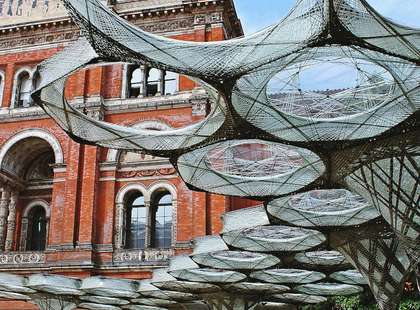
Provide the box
[298,296,420,310]
[399,298,420,310]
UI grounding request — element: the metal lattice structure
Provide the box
[0,0,418,309]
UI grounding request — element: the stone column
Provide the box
[141,65,148,97]
[158,70,165,96]
[114,202,125,250]
[0,188,10,251]
[5,192,18,251]
[145,201,152,248]
[19,217,28,251]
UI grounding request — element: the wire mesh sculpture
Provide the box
[2,0,417,309]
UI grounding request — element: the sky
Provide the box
[233,0,420,91]
[234,0,420,35]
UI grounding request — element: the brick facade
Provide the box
[0,1,250,308]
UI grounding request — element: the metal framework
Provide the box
[0,0,418,309]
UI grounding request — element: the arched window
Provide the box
[15,71,32,108]
[125,193,147,249]
[125,64,178,98]
[163,71,178,95]
[150,191,172,248]
[26,206,47,251]
[32,71,41,91]
[128,67,143,98]
[147,68,161,97]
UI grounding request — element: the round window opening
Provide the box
[266,53,395,119]
[205,142,306,179]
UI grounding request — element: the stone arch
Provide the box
[10,67,36,109]
[148,181,177,200]
[22,200,51,219]
[115,183,149,205]
[0,129,64,169]
[106,120,173,162]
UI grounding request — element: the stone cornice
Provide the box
[0,0,242,37]
[0,92,208,122]
[0,1,242,54]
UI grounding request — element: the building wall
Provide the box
[0,2,245,307]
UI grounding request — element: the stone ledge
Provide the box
[0,92,208,122]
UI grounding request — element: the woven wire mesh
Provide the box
[26,0,420,309]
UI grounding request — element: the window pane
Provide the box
[164,71,178,95]
[129,67,143,98]
[27,206,47,251]
[147,68,160,96]
[17,72,31,107]
[33,73,41,90]
[126,194,146,249]
[152,193,172,248]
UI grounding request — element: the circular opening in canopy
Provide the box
[211,251,264,260]
[288,189,367,213]
[205,142,305,179]
[246,226,311,241]
[266,52,394,119]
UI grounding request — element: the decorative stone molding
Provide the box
[0,27,79,53]
[132,17,195,34]
[0,252,46,265]
[113,248,173,264]
[194,12,223,25]
[117,167,176,178]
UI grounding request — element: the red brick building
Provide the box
[0,0,246,308]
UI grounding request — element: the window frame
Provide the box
[124,193,147,250]
[117,184,176,251]
[11,67,39,109]
[124,64,179,99]
[26,206,48,251]
[20,200,50,252]
[149,191,173,249]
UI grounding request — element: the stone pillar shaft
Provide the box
[0,189,11,251]
[5,192,18,251]
[114,202,125,249]
[145,201,152,248]
[141,65,148,97]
